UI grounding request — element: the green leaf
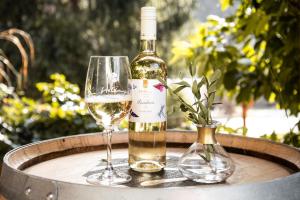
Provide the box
[178,72,184,79]
[207,110,211,123]
[199,154,210,162]
[222,126,236,133]
[223,69,241,90]
[203,76,209,89]
[225,45,240,57]
[174,81,190,87]
[180,104,188,112]
[208,92,215,108]
[192,80,200,99]
[204,150,211,162]
[173,85,187,94]
[187,116,198,124]
[188,62,195,77]
[197,114,207,125]
[236,86,252,103]
[158,77,168,89]
[208,83,217,94]
[210,69,222,85]
[35,82,48,92]
[50,73,66,82]
[188,112,198,123]
[199,101,208,117]
[185,104,197,113]
[197,77,206,90]
[178,96,196,113]
[242,127,248,136]
[220,0,233,11]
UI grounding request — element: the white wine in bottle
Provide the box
[128,7,167,172]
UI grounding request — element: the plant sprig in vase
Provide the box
[159,63,222,125]
[159,63,234,183]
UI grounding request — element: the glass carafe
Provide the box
[178,121,235,183]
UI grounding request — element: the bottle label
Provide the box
[129,79,166,123]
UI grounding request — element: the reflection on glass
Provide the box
[84,56,132,185]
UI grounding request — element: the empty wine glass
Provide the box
[85,56,132,185]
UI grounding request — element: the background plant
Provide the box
[171,0,300,146]
[0,0,195,94]
[0,73,101,161]
[0,73,100,147]
[0,28,102,159]
[0,28,34,92]
[0,0,197,159]
[0,28,35,158]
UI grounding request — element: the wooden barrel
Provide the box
[0,131,300,200]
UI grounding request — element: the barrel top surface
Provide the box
[1,131,300,200]
[23,148,292,187]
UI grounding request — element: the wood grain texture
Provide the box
[5,131,300,171]
[1,131,300,200]
[23,149,292,186]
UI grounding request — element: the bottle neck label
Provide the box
[129,79,166,123]
[141,18,156,40]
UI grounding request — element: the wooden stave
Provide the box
[1,163,300,200]
[4,131,300,170]
[1,131,300,200]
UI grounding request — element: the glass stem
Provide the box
[106,128,113,171]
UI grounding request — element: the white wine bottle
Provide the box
[128,7,167,172]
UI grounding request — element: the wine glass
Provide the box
[84,56,132,185]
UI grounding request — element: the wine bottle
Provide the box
[128,7,167,173]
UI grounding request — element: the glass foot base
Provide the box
[179,168,232,184]
[130,160,164,173]
[191,177,224,184]
[86,169,131,186]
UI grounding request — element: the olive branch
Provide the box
[159,63,222,165]
[159,63,222,126]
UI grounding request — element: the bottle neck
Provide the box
[140,40,156,53]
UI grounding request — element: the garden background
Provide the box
[0,0,299,159]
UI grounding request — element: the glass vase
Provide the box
[178,121,235,183]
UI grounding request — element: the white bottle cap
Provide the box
[141,7,156,40]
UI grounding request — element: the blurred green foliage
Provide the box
[0,0,195,94]
[171,0,300,146]
[261,132,280,143]
[261,121,300,147]
[0,73,101,149]
[0,0,299,151]
[217,125,248,136]
[0,0,196,158]
[283,128,300,148]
